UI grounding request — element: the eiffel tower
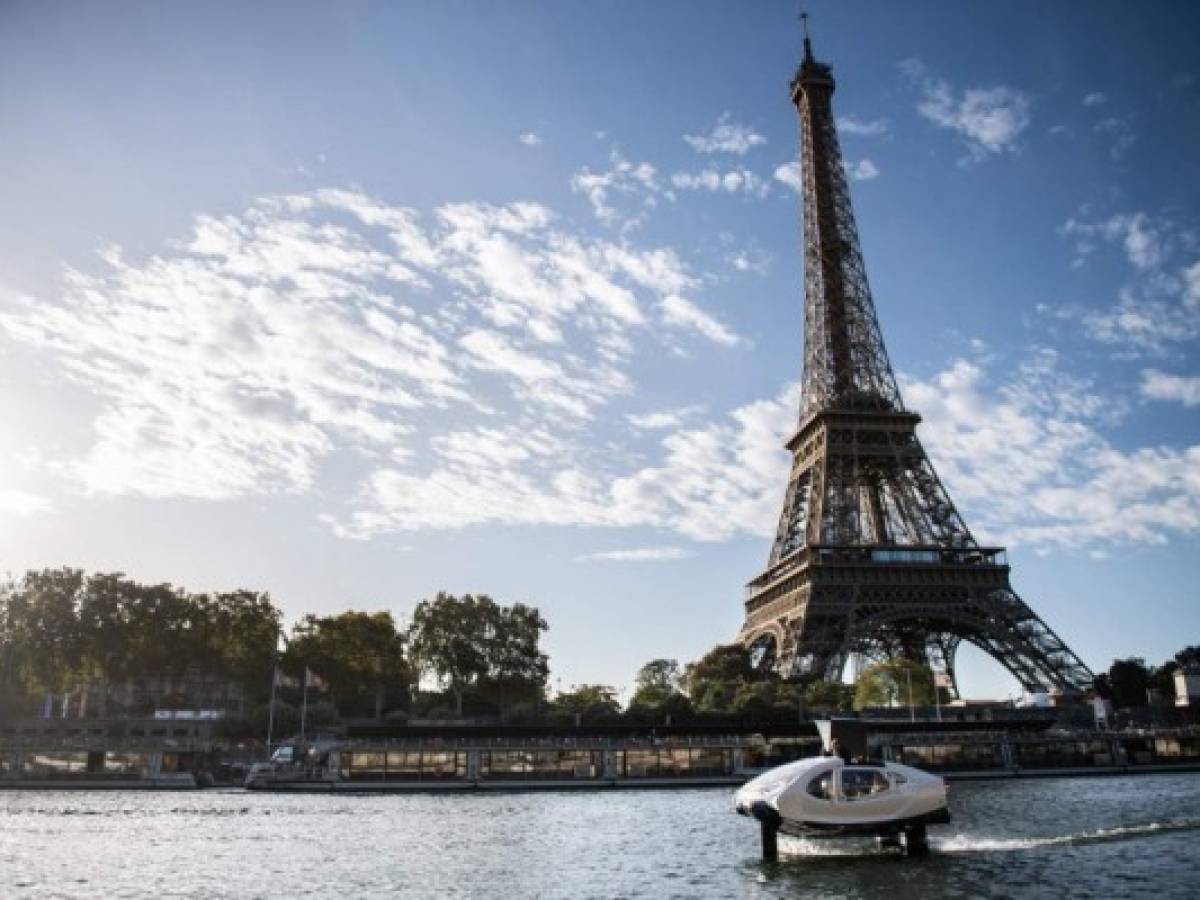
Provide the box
[736,29,1093,695]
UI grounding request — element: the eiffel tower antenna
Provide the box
[735,35,1093,697]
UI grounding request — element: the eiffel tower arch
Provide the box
[736,31,1093,696]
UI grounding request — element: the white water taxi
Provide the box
[735,755,950,858]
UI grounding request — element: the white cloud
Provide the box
[569,150,661,229]
[773,161,802,192]
[1055,212,1197,355]
[1083,92,1108,107]
[460,328,561,382]
[518,131,543,146]
[1183,261,1200,309]
[845,159,880,181]
[1140,370,1200,407]
[604,382,800,541]
[0,189,736,502]
[776,158,876,187]
[727,246,771,275]
[1078,293,1199,355]
[670,168,769,197]
[627,405,705,430]
[660,294,740,346]
[0,488,51,516]
[905,352,1200,550]
[329,381,800,542]
[576,546,690,562]
[904,61,1031,160]
[683,113,766,155]
[836,116,889,137]
[258,325,1200,555]
[1060,211,1172,270]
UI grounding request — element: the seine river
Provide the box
[3,774,1199,898]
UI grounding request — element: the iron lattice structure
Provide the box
[736,37,1093,695]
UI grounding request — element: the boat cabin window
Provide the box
[840,768,890,800]
[806,771,835,801]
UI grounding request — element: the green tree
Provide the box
[482,602,550,714]
[636,658,682,690]
[630,658,682,706]
[0,577,26,710]
[853,659,935,710]
[725,680,805,720]
[5,568,86,697]
[685,645,757,687]
[629,658,693,718]
[116,580,205,679]
[551,684,621,723]
[803,679,855,711]
[691,678,739,714]
[407,592,548,717]
[1174,646,1200,668]
[202,590,282,704]
[287,610,410,719]
[1102,658,1151,709]
[1147,661,1178,704]
[683,644,763,706]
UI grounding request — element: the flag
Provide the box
[274,667,300,690]
[304,668,328,691]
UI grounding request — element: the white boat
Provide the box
[735,756,950,858]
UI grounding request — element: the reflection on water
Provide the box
[2,775,1198,898]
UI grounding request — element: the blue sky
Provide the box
[2,1,1198,700]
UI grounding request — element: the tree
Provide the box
[629,658,693,718]
[853,659,935,710]
[4,569,86,697]
[1,569,285,718]
[1103,658,1151,709]
[691,678,739,714]
[686,645,757,686]
[1147,661,1178,704]
[407,592,548,717]
[550,684,621,723]
[682,644,782,714]
[482,602,550,714]
[632,658,682,705]
[1175,646,1200,668]
[287,610,410,719]
[803,679,854,711]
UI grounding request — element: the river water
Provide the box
[2,774,1199,898]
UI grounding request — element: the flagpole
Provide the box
[266,665,278,757]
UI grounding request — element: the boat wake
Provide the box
[776,818,1200,858]
[934,818,1200,854]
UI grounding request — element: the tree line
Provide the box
[0,570,548,733]
[3,568,1193,734]
[1093,649,1200,709]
